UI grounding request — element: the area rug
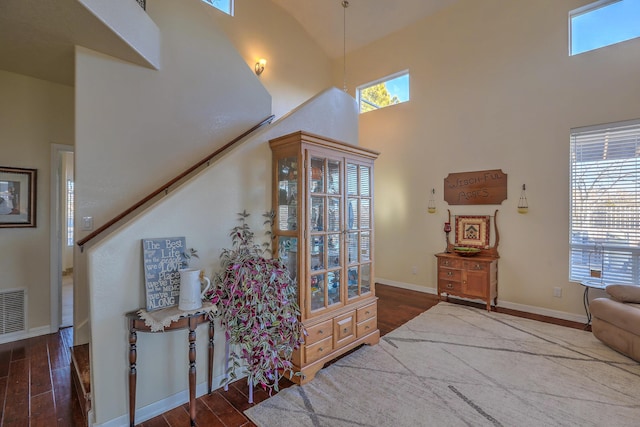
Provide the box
[244,302,640,426]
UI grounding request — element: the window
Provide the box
[570,0,640,55]
[569,119,640,285]
[201,0,233,15]
[357,71,409,114]
[66,179,74,246]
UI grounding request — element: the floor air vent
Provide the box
[0,289,26,335]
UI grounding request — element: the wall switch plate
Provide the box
[82,216,94,231]
[553,287,562,298]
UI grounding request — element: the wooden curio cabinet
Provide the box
[269,131,380,384]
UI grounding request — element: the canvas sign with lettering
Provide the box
[142,237,186,311]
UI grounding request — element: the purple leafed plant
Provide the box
[206,210,304,394]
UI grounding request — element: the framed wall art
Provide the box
[455,215,490,248]
[0,166,37,228]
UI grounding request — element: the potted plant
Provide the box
[206,211,304,401]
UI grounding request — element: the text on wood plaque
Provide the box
[444,169,507,205]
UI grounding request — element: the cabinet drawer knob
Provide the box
[318,347,323,352]
[365,311,370,315]
[446,283,453,289]
[443,261,449,266]
[365,326,370,330]
[474,264,481,269]
[318,329,324,334]
[447,271,453,277]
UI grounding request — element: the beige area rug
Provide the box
[244,302,640,427]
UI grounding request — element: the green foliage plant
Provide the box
[206,210,304,395]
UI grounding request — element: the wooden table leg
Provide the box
[208,319,214,394]
[188,316,197,427]
[129,322,137,427]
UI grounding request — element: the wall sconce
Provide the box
[518,184,529,214]
[427,188,436,213]
[255,58,267,76]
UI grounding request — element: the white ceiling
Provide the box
[0,0,459,86]
[271,0,460,58]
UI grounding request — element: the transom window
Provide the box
[569,119,640,285]
[570,0,640,55]
[356,71,410,114]
[201,0,233,16]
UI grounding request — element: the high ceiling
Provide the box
[0,0,459,86]
[272,0,460,58]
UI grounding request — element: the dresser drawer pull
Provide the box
[446,283,453,289]
[447,271,453,277]
[318,329,324,334]
[343,328,348,333]
[365,325,370,330]
[443,261,450,266]
[365,310,370,315]
[318,347,324,352]
[474,264,481,270]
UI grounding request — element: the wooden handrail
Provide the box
[77,115,275,250]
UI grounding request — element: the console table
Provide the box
[126,306,215,427]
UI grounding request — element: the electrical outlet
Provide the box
[411,266,417,275]
[553,287,562,298]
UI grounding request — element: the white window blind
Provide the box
[570,119,640,284]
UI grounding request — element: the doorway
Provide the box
[50,144,74,332]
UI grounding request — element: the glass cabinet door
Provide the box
[277,157,298,231]
[308,155,343,313]
[346,162,373,300]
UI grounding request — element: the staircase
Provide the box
[71,344,92,426]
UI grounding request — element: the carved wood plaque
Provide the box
[444,169,507,205]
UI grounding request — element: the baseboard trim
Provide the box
[0,325,51,345]
[92,375,227,427]
[375,278,587,325]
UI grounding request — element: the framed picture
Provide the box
[0,167,37,228]
[455,215,490,248]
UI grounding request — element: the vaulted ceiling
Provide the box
[0,0,459,86]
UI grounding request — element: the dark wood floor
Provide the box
[0,284,588,427]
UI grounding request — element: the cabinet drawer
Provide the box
[357,316,377,337]
[439,279,462,294]
[305,319,333,345]
[438,257,462,269]
[334,311,356,348]
[438,268,461,281]
[357,303,377,323]
[463,260,488,271]
[305,336,333,364]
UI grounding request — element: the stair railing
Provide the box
[77,115,275,251]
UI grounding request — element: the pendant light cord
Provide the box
[342,0,349,92]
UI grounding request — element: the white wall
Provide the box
[211,0,334,119]
[0,70,74,336]
[88,87,357,426]
[343,0,640,319]
[73,0,273,344]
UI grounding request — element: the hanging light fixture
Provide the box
[517,184,529,214]
[342,0,349,92]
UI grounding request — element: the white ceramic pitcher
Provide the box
[178,268,211,311]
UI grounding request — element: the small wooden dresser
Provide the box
[435,252,498,311]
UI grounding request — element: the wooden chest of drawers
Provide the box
[435,253,498,311]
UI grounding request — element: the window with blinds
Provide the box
[569,119,640,284]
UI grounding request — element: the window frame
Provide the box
[356,70,410,114]
[201,0,234,16]
[569,0,640,56]
[569,118,640,285]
